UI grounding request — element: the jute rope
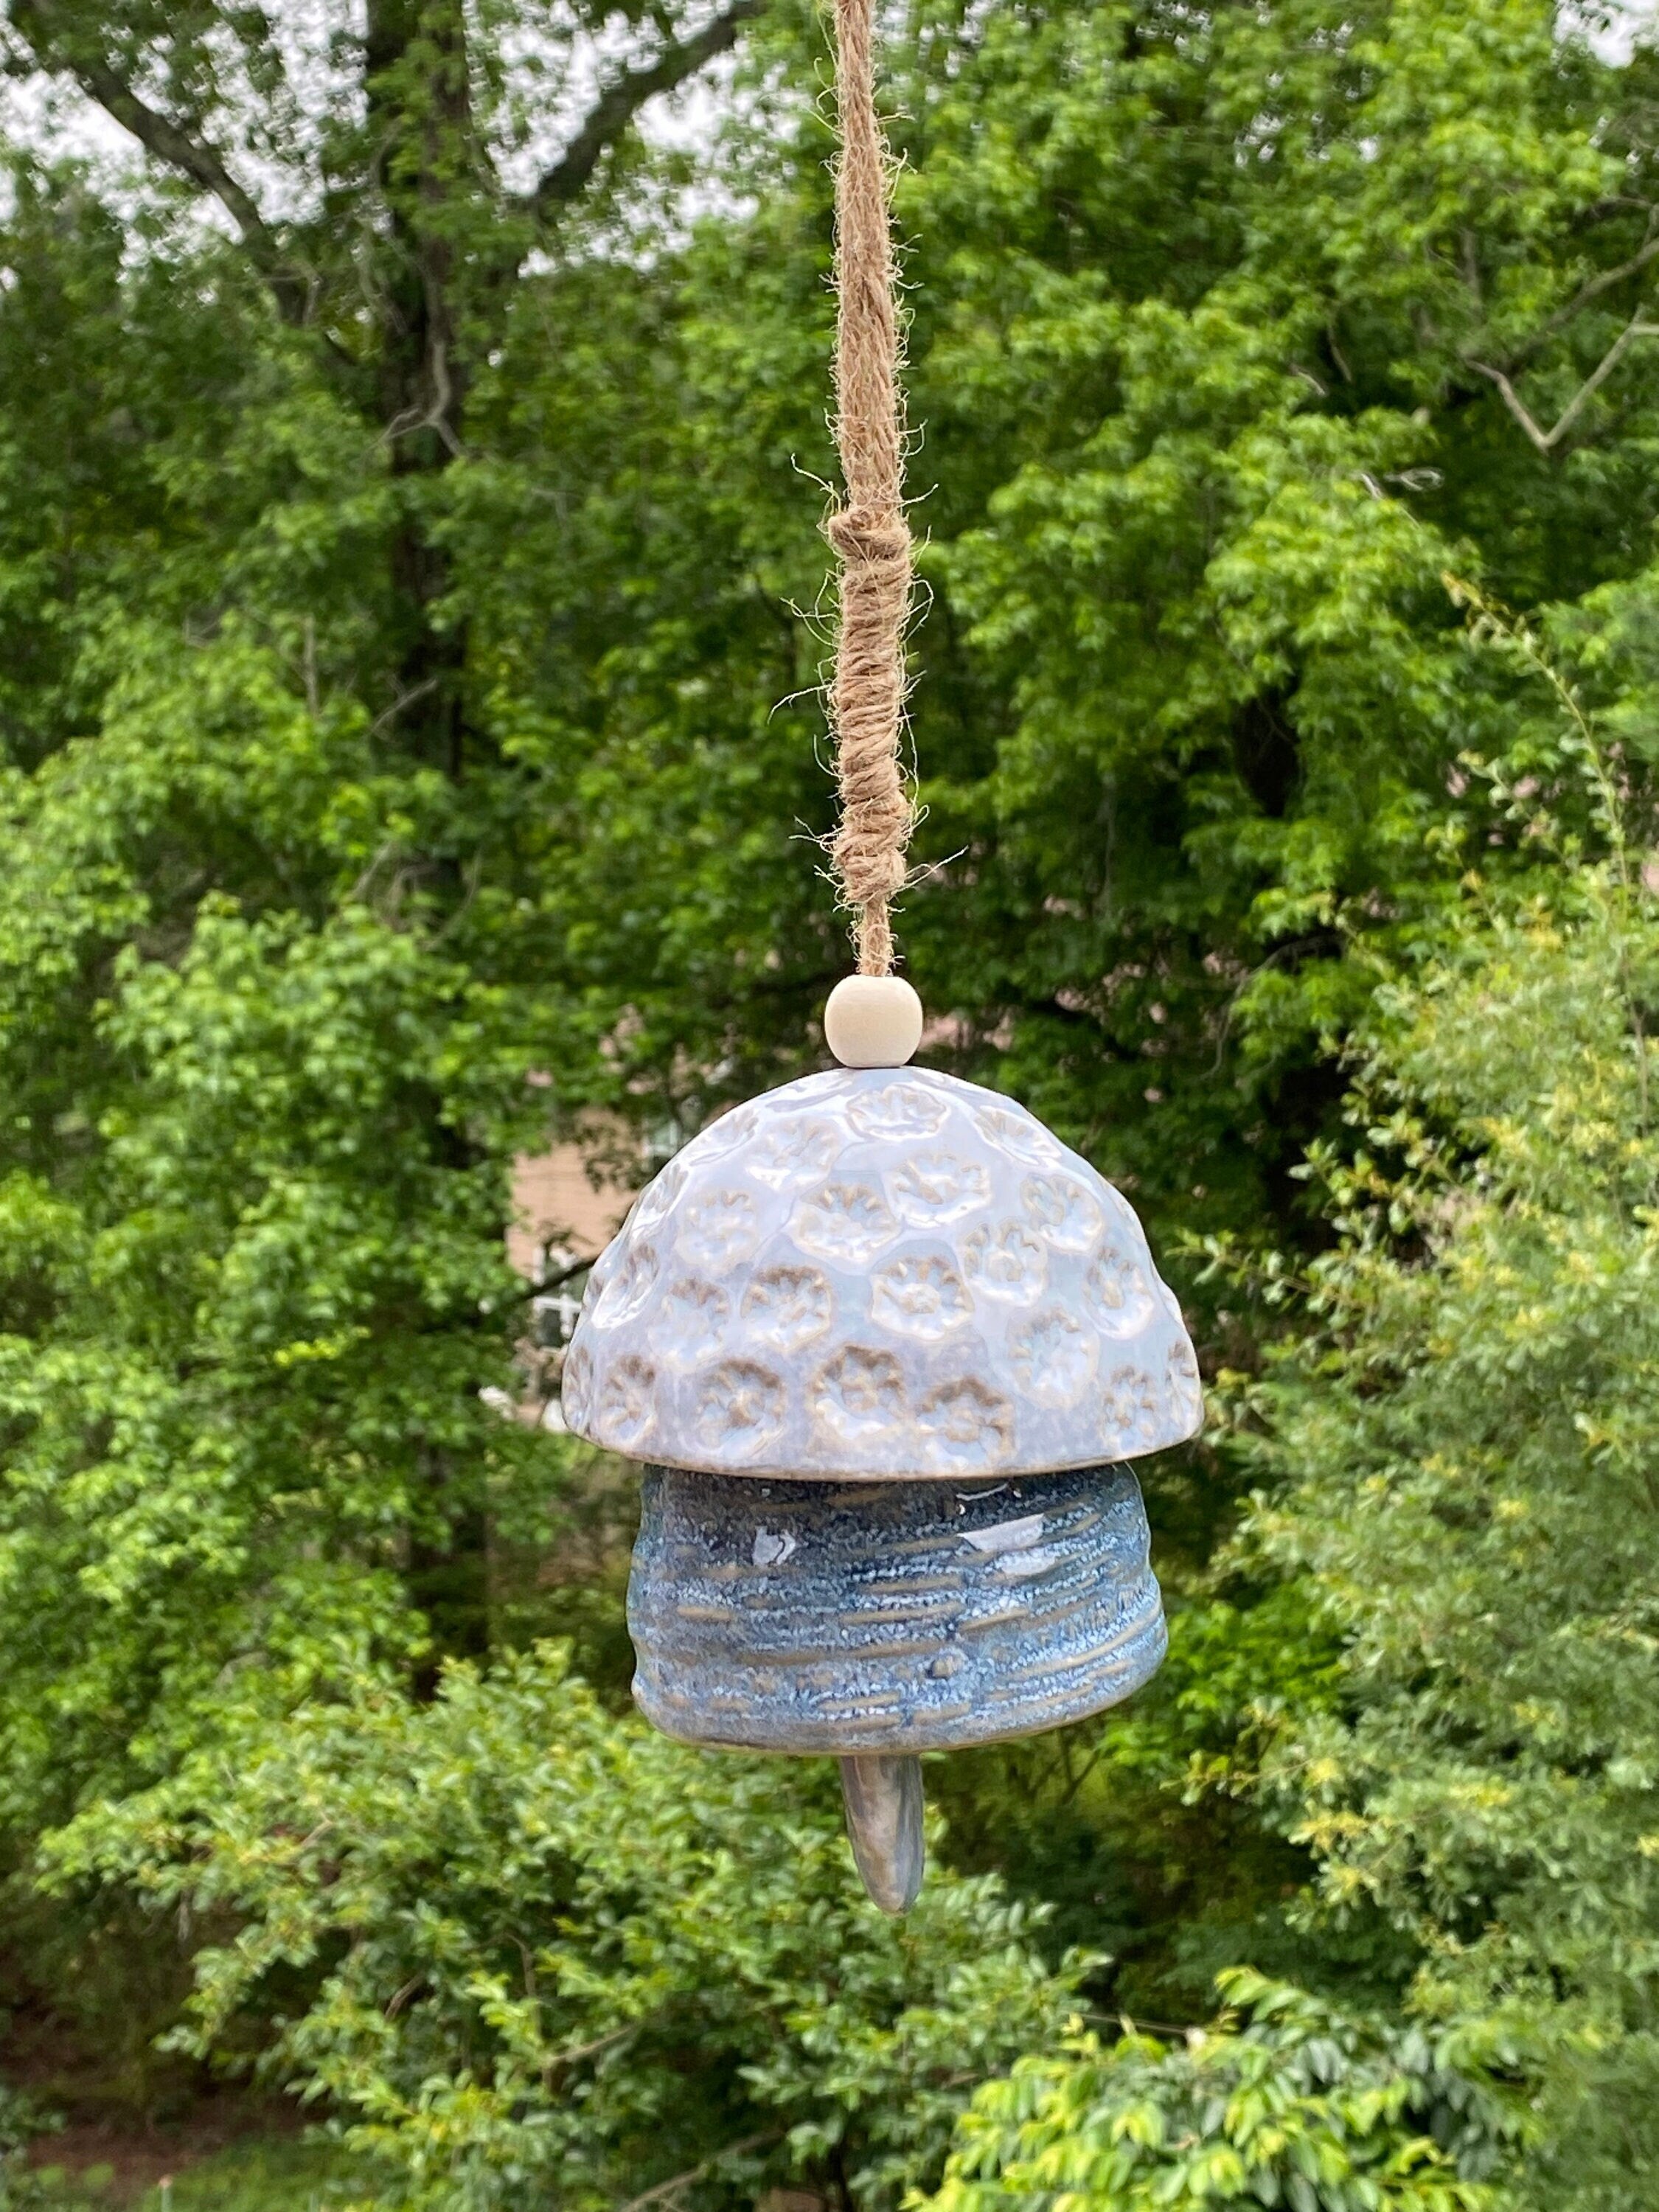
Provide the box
[825,0,914,977]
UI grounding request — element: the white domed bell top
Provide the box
[561,1067,1203,1481]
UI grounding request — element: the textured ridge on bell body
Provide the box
[563,1066,1203,1480]
[627,1462,1166,1755]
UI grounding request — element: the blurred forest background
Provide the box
[1,0,1659,2207]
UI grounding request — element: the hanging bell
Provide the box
[561,988,1203,1912]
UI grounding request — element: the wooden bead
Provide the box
[824,974,923,1068]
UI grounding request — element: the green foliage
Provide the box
[912,611,1659,2207]
[0,1,741,1851]
[5,2142,356,2212]
[49,1645,1077,2212]
[145,2141,366,2212]
[925,1971,1518,2212]
[1093,602,1659,2201]
[617,0,1659,1247]
[0,886,544,1828]
[1231,846,1659,2200]
[0,2085,63,2212]
[921,1579,1343,2003]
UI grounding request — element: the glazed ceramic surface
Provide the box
[563,1066,1202,1480]
[628,1462,1166,1753]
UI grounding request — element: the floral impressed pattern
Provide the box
[870,1254,972,1339]
[565,1065,1201,1476]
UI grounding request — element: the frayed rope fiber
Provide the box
[826,0,914,978]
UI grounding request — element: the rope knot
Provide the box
[826,506,911,570]
[834,831,908,903]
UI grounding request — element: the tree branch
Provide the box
[613,2132,781,2212]
[1471,310,1659,456]
[524,0,761,219]
[8,0,310,326]
[1514,206,1659,364]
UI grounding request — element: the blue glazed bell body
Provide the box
[628,1461,1167,1756]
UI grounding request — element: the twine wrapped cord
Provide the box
[827,0,914,978]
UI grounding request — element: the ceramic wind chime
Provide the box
[562,0,1203,1913]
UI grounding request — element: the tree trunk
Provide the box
[366,0,493,1670]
